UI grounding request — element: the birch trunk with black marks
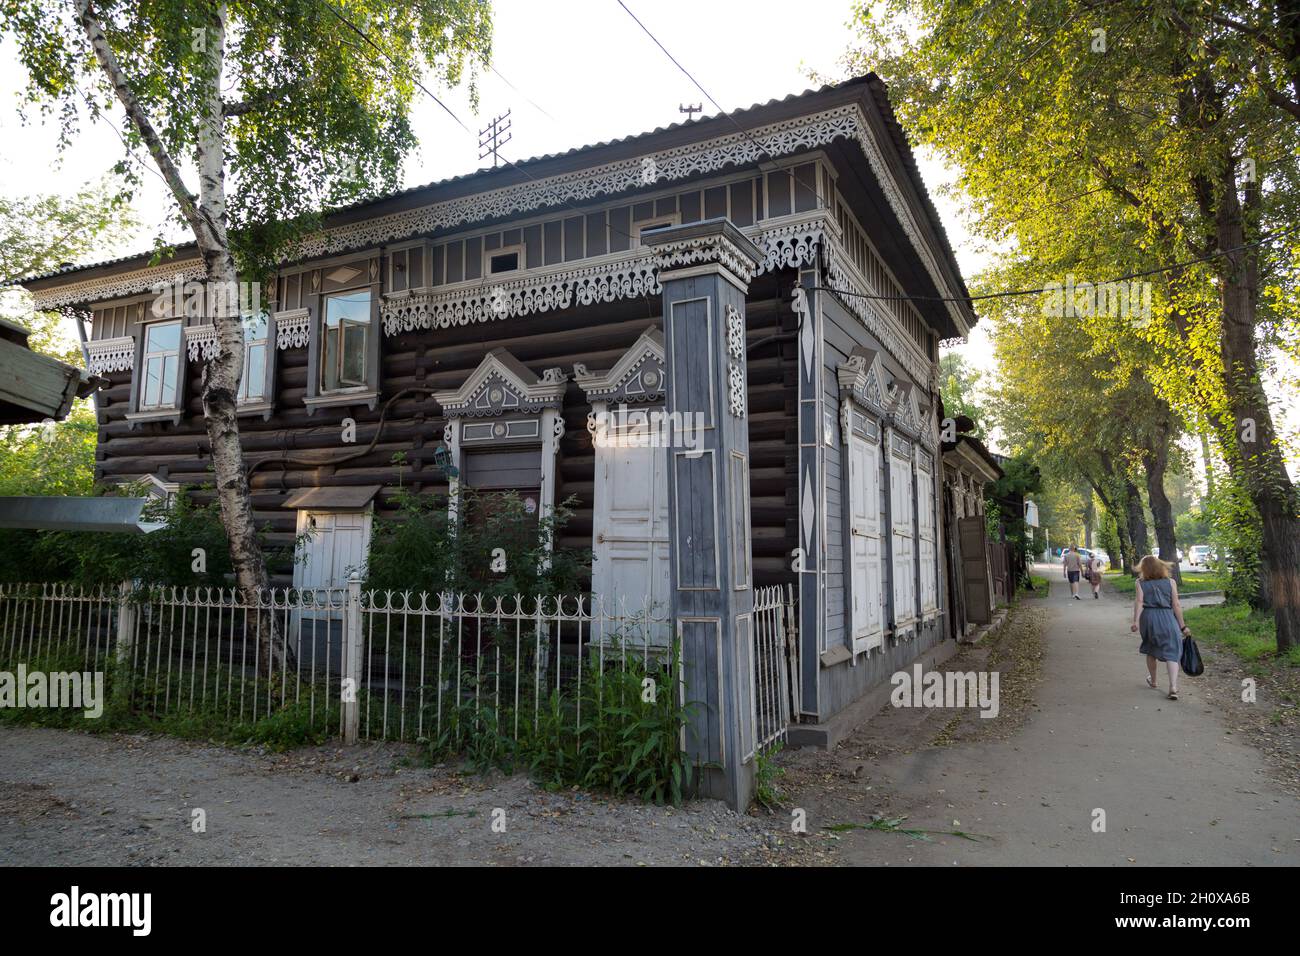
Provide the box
[76,1,285,670]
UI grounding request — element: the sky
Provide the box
[0,0,1291,471]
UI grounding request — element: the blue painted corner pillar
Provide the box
[643,218,762,811]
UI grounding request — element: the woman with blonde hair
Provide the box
[1130,555,1190,700]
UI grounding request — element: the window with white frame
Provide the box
[484,244,525,276]
[632,213,680,246]
[139,321,182,410]
[848,421,884,652]
[320,289,371,392]
[917,452,939,616]
[889,436,917,632]
[239,311,270,404]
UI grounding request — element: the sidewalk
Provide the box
[785,566,1300,865]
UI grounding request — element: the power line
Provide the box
[322,2,645,249]
[321,0,471,134]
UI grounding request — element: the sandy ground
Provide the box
[2,565,1295,866]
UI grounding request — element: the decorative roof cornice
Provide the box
[28,102,966,332]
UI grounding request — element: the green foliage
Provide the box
[0,401,97,497]
[1183,604,1299,669]
[1202,477,1266,606]
[938,351,987,437]
[0,487,286,588]
[0,182,136,288]
[1174,509,1212,548]
[0,0,492,279]
[429,641,697,806]
[366,487,589,598]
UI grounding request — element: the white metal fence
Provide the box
[0,579,798,754]
[753,584,798,751]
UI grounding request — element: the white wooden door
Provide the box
[591,434,671,647]
[849,433,884,652]
[294,510,372,619]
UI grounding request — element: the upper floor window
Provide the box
[321,290,370,392]
[239,311,270,404]
[140,321,181,410]
[485,244,524,276]
[632,213,680,246]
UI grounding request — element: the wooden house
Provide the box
[17,76,976,760]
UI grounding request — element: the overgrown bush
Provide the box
[0,485,288,589]
[366,486,589,598]
[428,638,697,805]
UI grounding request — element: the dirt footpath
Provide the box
[775,571,1300,866]
[0,727,828,867]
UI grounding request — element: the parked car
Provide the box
[1188,545,1213,567]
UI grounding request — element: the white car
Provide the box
[1188,545,1212,567]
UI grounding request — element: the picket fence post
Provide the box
[112,579,135,705]
[342,573,362,744]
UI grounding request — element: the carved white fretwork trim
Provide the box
[573,326,666,404]
[381,215,825,337]
[726,305,745,360]
[434,348,568,419]
[275,309,310,349]
[300,105,864,262]
[34,102,966,334]
[30,263,207,312]
[652,232,757,286]
[86,336,135,374]
[183,325,219,362]
[728,362,746,419]
[821,247,934,387]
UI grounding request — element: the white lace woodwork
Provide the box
[571,326,666,405]
[183,324,220,362]
[86,336,135,374]
[434,349,567,529]
[34,101,966,336]
[726,304,746,419]
[274,309,310,350]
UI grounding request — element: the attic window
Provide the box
[486,244,524,275]
[633,213,680,245]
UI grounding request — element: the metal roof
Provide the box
[0,496,164,534]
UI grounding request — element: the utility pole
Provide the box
[478,110,512,168]
[679,102,702,121]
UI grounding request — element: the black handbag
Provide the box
[1180,630,1204,676]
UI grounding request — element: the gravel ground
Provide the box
[0,727,824,866]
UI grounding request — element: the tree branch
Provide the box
[73,0,205,241]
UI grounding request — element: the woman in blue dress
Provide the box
[1130,555,1191,700]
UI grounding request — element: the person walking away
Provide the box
[1088,553,1103,599]
[1131,554,1190,700]
[1063,545,1083,600]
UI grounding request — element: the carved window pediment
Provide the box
[573,326,666,405]
[434,347,567,420]
[836,345,886,411]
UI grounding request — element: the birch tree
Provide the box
[2,1,492,615]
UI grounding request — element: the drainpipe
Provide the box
[74,310,98,414]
